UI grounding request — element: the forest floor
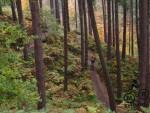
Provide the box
[0,15,141,113]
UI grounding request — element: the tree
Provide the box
[112,0,115,47]
[16,0,24,26]
[55,0,61,23]
[122,0,127,60]
[66,0,70,31]
[0,2,3,15]
[11,0,17,21]
[107,0,112,60]
[115,0,122,99]
[78,0,85,69]
[62,0,68,91]
[138,0,149,108]
[29,0,46,109]
[130,0,134,56]
[29,0,41,36]
[83,0,88,68]
[39,0,42,8]
[87,0,116,111]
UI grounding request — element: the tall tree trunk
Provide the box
[145,0,150,105]
[29,0,41,36]
[87,0,116,111]
[129,22,131,55]
[39,0,42,8]
[11,0,17,21]
[107,0,112,60]
[122,1,127,60]
[16,0,24,26]
[29,0,45,109]
[138,0,149,108]
[112,0,115,47]
[0,2,3,15]
[34,39,46,109]
[66,0,70,32]
[83,0,88,68]
[78,0,85,68]
[55,0,61,23]
[62,0,68,91]
[130,0,134,56]
[115,0,122,99]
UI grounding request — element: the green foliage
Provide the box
[104,109,116,113]
[0,0,11,6]
[141,107,150,113]
[0,21,32,48]
[0,50,38,111]
[40,10,63,38]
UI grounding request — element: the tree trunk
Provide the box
[62,0,68,91]
[16,0,24,26]
[107,0,112,60]
[112,0,115,47]
[87,0,116,111]
[39,0,42,8]
[29,0,41,36]
[55,0,61,23]
[130,0,134,56]
[29,0,46,109]
[78,0,85,68]
[138,0,149,107]
[34,39,46,109]
[11,0,17,21]
[66,0,70,32]
[115,0,122,99]
[83,0,88,68]
[122,1,127,60]
[0,2,3,15]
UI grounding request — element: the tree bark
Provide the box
[122,1,127,60]
[55,0,61,23]
[11,0,17,21]
[34,39,46,109]
[29,0,46,109]
[107,0,112,60]
[16,0,24,26]
[138,0,149,107]
[78,0,85,68]
[66,0,70,31]
[112,0,115,47]
[83,0,88,68]
[62,0,68,91]
[29,0,42,37]
[115,0,122,99]
[39,0,42,8]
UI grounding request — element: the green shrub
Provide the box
[0,21,31,48]
[0,50,38,111]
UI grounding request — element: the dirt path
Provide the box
[88,54,110,108]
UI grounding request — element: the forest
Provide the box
[0,0,149,113]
